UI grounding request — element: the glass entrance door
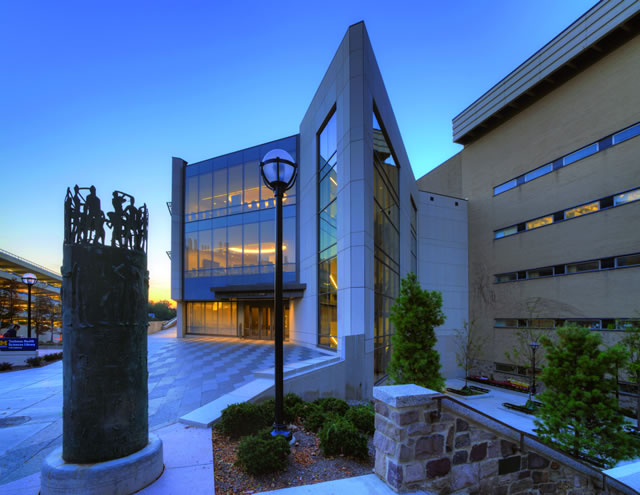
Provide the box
[242,302,288,340]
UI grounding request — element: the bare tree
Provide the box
[504,297,554,401]
[454,320,488,390]
[0,279,20,327]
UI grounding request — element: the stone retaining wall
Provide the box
[373,385,629,495]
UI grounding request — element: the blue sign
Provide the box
[0,338,39,351]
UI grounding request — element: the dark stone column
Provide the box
[62,243,149,463]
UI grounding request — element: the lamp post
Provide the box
[260,148,297,439]
[529,340,539,400]
[22,273,38,338]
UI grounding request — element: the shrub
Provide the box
[345,404,375,435]
[258,395,304,425]
[0,362,13,371]
[215,402,271,439]
[319,416,368,459]
[314,397,349,416]
[303,404,328,432]
[27,356,42,367]
[235,428,290,475]
[388,272,446,391]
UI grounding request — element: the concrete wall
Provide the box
[423,31,640,374]
[170,157,186,338]
[296,22,419,398]
[417,192,469,379]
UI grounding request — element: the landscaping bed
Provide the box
[0,352,63,372]
[212,425,373,494]
[446,385,489,397]
[467,375,530,393]
[212,396,375,494]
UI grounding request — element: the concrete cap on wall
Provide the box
[373,384,440,408]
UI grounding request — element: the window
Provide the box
[495,225,517,239]
[527,267,553,279]
[566,261,599,273]
[526,215,553,230]
[562,143,598,166]
[496,273,517,283]
[617,254,640,267]
[612,122,640,144]
[524,163,552,182]
[410,196,417,275]
[492,121,639,195]
[373,108,400,382]
[614,188,640,206]
[495,319,518,327]
[318,110,338,350]
[564,201,599,219]
[494,179,517,196]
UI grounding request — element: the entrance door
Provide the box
[242,302,287,340]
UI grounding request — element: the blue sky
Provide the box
[0,0,597,301]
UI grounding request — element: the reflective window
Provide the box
[410,196,417,275]
[614,188,640,206]
[494,179,517,196]
[564,201,598,219]
[186,176,199,221]
[496,273,517,283]
[199,172,212,215]
[186,301,237,336]
[527,267,553,279]
[524,163,552,182]
[213,168,227,213]
[373,108,400,382]
[243,161,260,211]
[495,225,517,239]
[563,143,598,166]
[612,122,640,144]
[318,110,338,349]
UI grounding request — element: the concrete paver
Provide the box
[0,329,326,486]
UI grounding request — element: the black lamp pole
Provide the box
[260,150,297,440]
[27,284,33,338]
[22,273,38,339]
[530,341,539,398]
[274,182,285,435]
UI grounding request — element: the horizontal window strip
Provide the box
[495,318,640,331]
[495,251,640,283]
[494,186,640,239]
[493,121,640,196]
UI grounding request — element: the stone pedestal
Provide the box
[41,434,163,495]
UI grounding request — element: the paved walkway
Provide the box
[0,329,326,486]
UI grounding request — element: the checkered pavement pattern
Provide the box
[146,332,327,429]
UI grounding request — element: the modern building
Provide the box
[419,0,640,384]
[170,0,640,398]
[0,248,62,339]
[170,20,469,397]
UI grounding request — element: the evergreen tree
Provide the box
[0,279,20,327]
[388,272,445,391]
[535,324,638,467]
[621,324,640,428]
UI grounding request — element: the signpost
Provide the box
[0,338,39,351]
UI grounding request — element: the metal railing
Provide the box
[0,248,61,278]
[433,394,637,495]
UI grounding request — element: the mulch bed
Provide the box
[212,424,374,494]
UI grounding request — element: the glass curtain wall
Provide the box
[373,110,400,382]
[186,301,237,335]
[318,111,338,349]
[184,137,297,284]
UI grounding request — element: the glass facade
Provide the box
[186,301,238,335]
[184,135,298,300]
[318,111,338,349]
[373,110,400,382]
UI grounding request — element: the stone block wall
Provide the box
[373,385,628,495]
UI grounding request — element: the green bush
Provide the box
[235,428,290,475]
[43,352,62,362]
[284,393,304,417]
[345,404,375,435]
[314,397,349,416]
[0,362,13,371]
[303,404,328,432]
[26,356,42,367]
[319,416,368,459]
[215,402,271,439]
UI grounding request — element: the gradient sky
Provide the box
[0,0,597,302]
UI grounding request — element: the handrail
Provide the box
[0,248,60,277]
[432,394,638,495]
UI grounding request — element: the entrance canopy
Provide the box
[211,282,306,301]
